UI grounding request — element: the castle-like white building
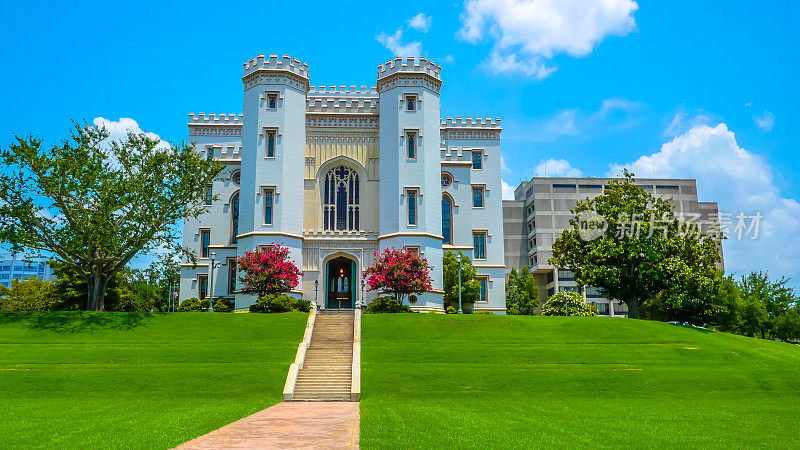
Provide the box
[179,54,507,313]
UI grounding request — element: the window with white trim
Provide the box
[265,131,276,158]
[472,186,484,208]
[263,188,274,225]
[406,131,417,159]
[472,151,482,169]
[473,231,486,260]
[323,166,360,231]
[407,189,419,226]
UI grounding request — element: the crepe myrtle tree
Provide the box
[0,121,223,310]
[235,245,301,298]
[550,170,723,320]
[365,247,433,306]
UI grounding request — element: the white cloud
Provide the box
[502,180,516,200]
[753,110,775,131]
[376,29,422,56]
[664,112,713,138]
[513,98,639,142]
[93,117,169,149]
[458,0,639,78]
[610,122,800,281]
[535,158,583,177]
[408,13,432,32]
[501,156,512,174]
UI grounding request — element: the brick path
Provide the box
[176,402,359,449]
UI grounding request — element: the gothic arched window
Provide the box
[442,195,453,245]
[230,192,239,244]
[323,166,360,231]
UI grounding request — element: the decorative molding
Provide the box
[377,74,441,94]
[441,129,501,140]
[243,72,309,93]
[188,125,242,137]
[378,231,444,241]
[474,264,506,269]
[236,231,304,240]
[305,130,379,144]
[307,116,379,128]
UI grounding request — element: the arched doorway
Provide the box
[326,256,356,309]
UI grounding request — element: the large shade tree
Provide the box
[0,122,222,310]
[550,170,723,320]
[365,248,433,305]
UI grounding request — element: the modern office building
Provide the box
[179,54,506,313]
[503,177,724,317]
[0,254,54,288]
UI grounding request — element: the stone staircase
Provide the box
[292,311,355,401]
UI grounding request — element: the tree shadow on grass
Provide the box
[0,311,154,333]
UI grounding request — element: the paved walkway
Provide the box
[176,402,359,449]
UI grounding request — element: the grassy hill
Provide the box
[362,315,800,448]
[0,312,307,448]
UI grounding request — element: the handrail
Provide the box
[282,307,317,401]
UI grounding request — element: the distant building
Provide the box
[503,177,724,317]
[0,254,54,288]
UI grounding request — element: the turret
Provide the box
[377,56,445,310]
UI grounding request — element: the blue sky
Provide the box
[2,0,799,283]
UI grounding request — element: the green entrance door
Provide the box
[326,257,354,309]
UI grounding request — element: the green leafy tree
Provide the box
[442,251,479,312]
[550,170,722,319]
[0,278,59,311]
[773,307,800,342]
[506,266,539,315]
[736,272,796,339]
[540,291,598,316]
[0,122,222,310]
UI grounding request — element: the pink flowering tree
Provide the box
[236,244,301,298]
[364,247,433,305]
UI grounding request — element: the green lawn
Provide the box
[0,312,306,448]
[362,315,800,448]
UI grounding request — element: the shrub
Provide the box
[461,303,475,314]
[250,294,297,313]
[446,306,457,314]
[366,296,412,313]
[476,310,493,315]
[177,297,210,312]
[213,298,235,312]
[294,299,312,313]
[541,291,599,317]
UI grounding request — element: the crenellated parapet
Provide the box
[306,98,379,115]
[309,85,378,97]
[188,113,244,125]
[441,117,502,128]
[440,116,502,141]
[243,54,310,92]
[376,57,442,94]
[243,54,309,79]
[188,113,244,137]
[377,56,441,81]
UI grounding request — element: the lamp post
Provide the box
[208,252,219,312]
[455,252,463,314]
[360,278,365,310]
[314,279,319,309]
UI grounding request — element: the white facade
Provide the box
[179,55,507,313]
